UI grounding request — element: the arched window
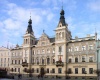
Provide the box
[47,58,50,64]
[26,39,27,44]
[56,33,58,39]
[59,32,61,38]
[53,59,55,64]
[32,40,33,44]
[47,49,50,53]
[62,32,64,38]
[59,46,62,53]
[75,57,78,62]
[37,58,39,64]
[19,60,20,64]
[42,59,44,64]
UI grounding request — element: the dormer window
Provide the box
[42,49,44,54]
[82,46,86,51]
[75,47,78,51]
[89,56,93,62]
[41,42,45,46]
[47,49,50,53]
[89,45,93,50]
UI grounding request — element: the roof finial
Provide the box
[30,12,31,19]
[62,0,63,9]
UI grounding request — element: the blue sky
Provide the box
[0,0,100,48]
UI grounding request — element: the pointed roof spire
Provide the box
[59,3,66,26]
[62,0,63,10]
[26,14,33,34]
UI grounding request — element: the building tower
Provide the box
[23,17,35,65]
[55,8,72,72]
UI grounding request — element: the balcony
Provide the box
[39,63,46,66]
[22,62,28,67]
[56,61,64,67]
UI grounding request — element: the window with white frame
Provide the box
[82,56,85,62]
[82,46,86,51]
[89,45,93,50]
[89,56,93,62]
[42,49,45,54]
[70,47,72,52]
[69,48,71,52]
[38,50,40,54]
[75,47,78,51]
[47,49,50,53]
[59,46,62,52]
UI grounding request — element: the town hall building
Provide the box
[9,8,98,79]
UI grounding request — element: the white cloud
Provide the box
[0,0,57,46]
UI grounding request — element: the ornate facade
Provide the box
[9,8,98,79]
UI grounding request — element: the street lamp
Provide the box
[84,71,87,80]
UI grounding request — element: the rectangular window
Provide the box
[68,68,72,74]
[47,68,49,73]
[15,68,16,72]
[37,68,39,73]
[12,60,13,64]
[59,46,62,52]
[82,56,85,62]
[58,68,62,74]
[82,68,86,74]
[69,48,71,52]
[19,60,20,64]
[82,46,86,51]
[75,57,78,62]
[89,57,93,62]
[75,47,78,51]
[42,49,45,54]
[69,58,72,63]
[18,68,20,72]
[89,45,93,50]
[89,68,93,74]
[75,68,78,74]
[15,60,17,64]
[53,48,55,53]
[1,58,2,62]
[52,68,55,73]
[5,58,6,62]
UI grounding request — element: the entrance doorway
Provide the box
[40,67,45,77]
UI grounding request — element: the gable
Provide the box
[37,33,51,46]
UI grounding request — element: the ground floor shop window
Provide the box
[58,68,62,73]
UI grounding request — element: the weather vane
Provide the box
[30,12,31,19]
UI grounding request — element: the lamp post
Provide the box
[85,71,87,80]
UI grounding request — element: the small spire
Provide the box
[30,12,31,19]
[62,0,63,10]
